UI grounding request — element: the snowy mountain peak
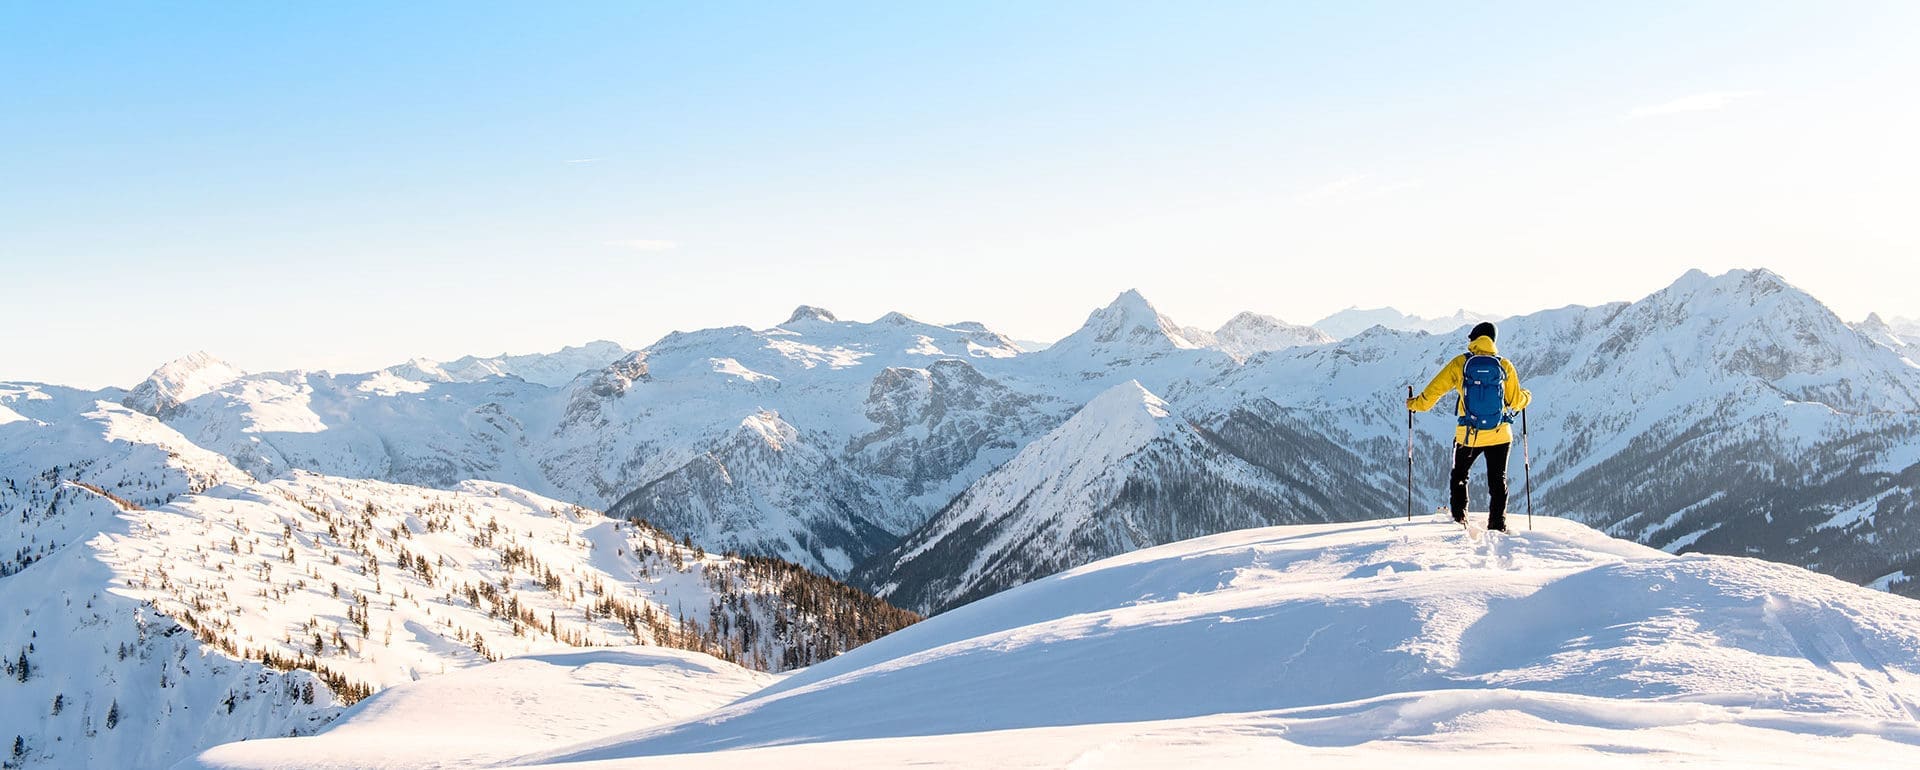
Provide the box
[1081,378,1172,422]
[1551,266,1920,412]
[1311,306,1503,340]
[740,410,797,450]
[785,305,839,325]
[1657,267,1795,305]
[1049,290,1204,355]
[1855,313,1920,362]
[1212,311,1334,358]
[121,351,246,416]
[383,340,629,387]
[1641,267,1832,321]
[1097,288,1165,318]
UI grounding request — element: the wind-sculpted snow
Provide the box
[497,517,1920,768]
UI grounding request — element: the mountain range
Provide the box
[1310,306,1506,340]
[9,267,1920,765]
[11,268,1920,612]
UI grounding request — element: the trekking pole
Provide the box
[1405,385,1414,522]
[1522,407,1534,531]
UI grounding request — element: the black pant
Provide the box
[1450,442,1510,527]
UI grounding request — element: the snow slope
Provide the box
[187,647,770,770]
[193,516,1920,768]
[0,398,915,769]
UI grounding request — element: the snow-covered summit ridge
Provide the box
[1312,306,1505,340]
[493,515,1920,768]
[121,351,246,415]
[1211,311,1334,359]
[784,305,839,325]
[1606,266,1920,411]
[1078,378,1170,422]
[383,340,629,387]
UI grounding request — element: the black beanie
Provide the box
[1469,321,1497,342]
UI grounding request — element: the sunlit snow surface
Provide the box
[190,648,770,770]
[188,516,1920,769]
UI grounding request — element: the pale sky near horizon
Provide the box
[4,2,1918,388]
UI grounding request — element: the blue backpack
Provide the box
[1459,355,1510,431]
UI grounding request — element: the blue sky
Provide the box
[4,2,1918,386]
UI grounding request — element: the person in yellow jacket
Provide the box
[1407,322,1532,532]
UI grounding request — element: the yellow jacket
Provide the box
[1408,336,1533,447]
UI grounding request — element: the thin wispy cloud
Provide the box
[606,239,678,252]
[1627,91,1761,119]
